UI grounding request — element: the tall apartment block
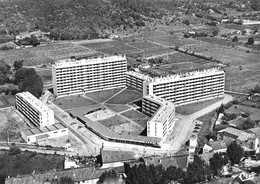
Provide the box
[127,68,225,106]
[143,95,175,140]
[52,55,127,97]
[16,91,55,127]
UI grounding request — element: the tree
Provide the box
[226,141,244,165]
[232,36,239,42]
[182,19,190,26]
[15,68,37,84]
[240,119,255,130]
[164,165,185,183]
[248,37,254,45]
[98,170,120,184]
[9,145,21,155]
[60,177,74,184]
[183,155,212,184]
[212,29,219,37]
[209,152,229,176]
[14,68,43,98]
[29,35,40,46]
[13,60,24,70]
[252,84,260,93]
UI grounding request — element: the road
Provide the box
[168,94,234,154]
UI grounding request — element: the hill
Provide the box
[0,0,167,40]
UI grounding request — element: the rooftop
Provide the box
[127,67,224,84]
[5,166,118,184]
[101,150,135,164]
[208,140,227,150]
[16,91,52,113]
[144,95,175,124]
[22,123,67,137]
[219,127,254,141]
[53,55,126,68]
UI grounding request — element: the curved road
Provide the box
[168,94,234,154]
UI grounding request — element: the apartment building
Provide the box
[16,91,55,127]
[126,71,149,92]
[127,68,225,106]
[52,55,127,97]
[143,95,175,140]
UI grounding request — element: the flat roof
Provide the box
[53,55,126,68]
[16,91,52,113]
[144,95,175,124]
[128,67,224,84]
[22,123,67,137]
[69,109,161,144]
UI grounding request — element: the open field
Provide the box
[127,41,160,51]
[0,107,29,142]
[195,37,240,48]
[0,42,98,66]
[225,104,260,121]
[80,40,139,55]
[121,109,149,128]
[106,88,143,104]
[105,104,130,113]
[0,95,16,108]
[54,95,96,111]
[100,115,129,127]
[41,132,90,155]
[84,87,124,103]
[176,97,224,115]
[201,48,260,93]
[148,35,199,47]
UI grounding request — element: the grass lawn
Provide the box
[100,116,129,127]
[0,107,29,142]
[105,104,130,113]
[84,87,124,103]
[106,88,143,104]
[54,95,96,110]
[176,97,224,115]
[121,109,149,128]
[225,104,260,121]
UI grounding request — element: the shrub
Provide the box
[9,145,21,155]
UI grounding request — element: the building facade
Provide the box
[143,95,175,140]
[16,91,55,127]
[52,55,127,97]
[127,68,225,106]
[21,123,68,144]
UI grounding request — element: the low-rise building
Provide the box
[5,166,124,184]
[21,123,68,144]
[203,140,227,153]
[218,127,257,152]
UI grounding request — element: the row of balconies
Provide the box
[153,80,224,91]
[56,78,126,88]
[56,76,126,85]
